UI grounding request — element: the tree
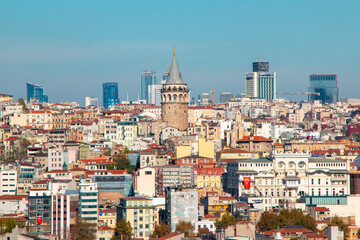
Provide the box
[0,218,17,235]
[113,154,135,173]
[330,216,349,238]
[70,220,97,240]
[5,218,17,233]
[112,219,132,240]
[150,222,171,238]
[214,212,238,228]
[175,221,195,238]
[257,209,316,232]
[18,98,28,111]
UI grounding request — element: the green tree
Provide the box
[18,98,28,111]
[106,164,115,170]
[112,219,132,240]
[124,147,129,154]
[257,209,316,232]
[330,216,349,238]
[5,218,17,233]
[70,220,97,240]
[175,221,195,238]
[0,219,6,234]
[150,222,171,238]
[113,154,135,173]
[214,212,239,228]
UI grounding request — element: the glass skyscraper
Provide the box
[141,71,156,103]
[308,74,338,104]
[245,60,276,101]
[26,82,48,103]
[103,82,119,108]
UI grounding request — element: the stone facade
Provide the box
[161,51,189,131]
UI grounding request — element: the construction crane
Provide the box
[142,63,158,72]
[277,92,320,102]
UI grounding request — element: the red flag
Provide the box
[243,177,251,189]
[37,216,42,225]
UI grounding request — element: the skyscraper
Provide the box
[220,92,234,103]
[245,60,276,101]
[308,74,338,104]
[103,82,119,108]
[26,82,48,103]
[141,71,157,103]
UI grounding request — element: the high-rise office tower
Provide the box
[198,93,212,105]
[220,92,234,103]
[103,82,119,108]
[161,50,189,131]
[141,71,157,103]
[308,74,338,104]
[245,60,276,101]
[85,96,98,107]
[26,82,48,103]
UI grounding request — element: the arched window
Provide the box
[179,94,183,101]
[173,94,177,101]
[173,86,177,91]
[168,94,171,101]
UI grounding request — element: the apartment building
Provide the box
[116,197,155,240]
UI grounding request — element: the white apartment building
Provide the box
[0,169,17,195]
[85,96,98,107]
[79,181,98,224]
[226,153,349,212]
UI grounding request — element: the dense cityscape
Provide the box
[1,1,360,240]
[0,49,360,240]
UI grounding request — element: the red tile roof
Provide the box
[0,195,28,200]
[312,207,330,212]
[98,225,114,231]
[237,136,272,142]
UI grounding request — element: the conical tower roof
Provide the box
[165,49,184,84]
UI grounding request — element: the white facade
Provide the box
[85,96,98,107]
[136,167,156,197]
[0,195,27,215]
[79,181,98,224]
[0,169,17,195]
[226,153,350,212]
[148,85,162,106]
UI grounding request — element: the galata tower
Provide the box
[161,49,189,131]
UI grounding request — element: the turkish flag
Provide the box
[37,216,42,225]
[243,177,251,189]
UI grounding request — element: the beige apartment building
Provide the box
[116,197,155,240]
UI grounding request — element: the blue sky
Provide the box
[0,1,359,104]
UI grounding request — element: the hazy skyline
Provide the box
[0,1,359,105]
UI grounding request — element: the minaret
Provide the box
[275,226,282,240]
[161,49,189,131]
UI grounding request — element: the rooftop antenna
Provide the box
[126,92,129,102]
[258,55,261,62]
